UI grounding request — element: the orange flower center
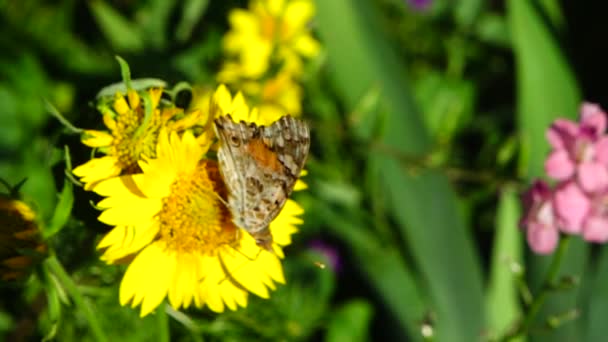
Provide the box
[157,161,238,254]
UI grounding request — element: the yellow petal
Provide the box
[98,222,159,262]
[294,179,307,191]
[127,89,140,109]
[168,253,199,309]
[119,243,176,317]
[97,197,161,226]
[103,113,117,131]
[81,130,113,147]
[113,93,130,115]
[148,88,163,109]
[231,92,251,122]
[219,248,270,299]
[72,157,121,190]
[228,9,258,34]
[284,0,315,36]
[293,34,321,58]
[213,84,233,116]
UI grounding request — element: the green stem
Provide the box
[500,236,571,341]
[45,255,108,342]
[157,304,170,342]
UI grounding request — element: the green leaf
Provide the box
[414,72,475,143]
[476,13,511,47]
[583,248,608,342]
[508,1,585,340]
[454,0,484,28]
[115,55,133,91]
[314,203,426,341]
[315,1,485,340]
[485,188,524,340]
[508,0,580,178]
[96,78,167,99]
[139,0,178,49]
[44,179,74,239]
[89,0,144,52]
[176,0,210,42]
[326,300,373,342]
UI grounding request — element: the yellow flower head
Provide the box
[94,85,304,316]
[221,0,320,80]
[73,88,205,190]
[0,198,46,281]
[243,71,303,119]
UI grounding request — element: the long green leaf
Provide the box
[326,300,374,342]
[583,248,608,342]
[89,0,144,52]
[315,1,484,340]
[314,203,426,341]
[486,188,524,340]
[508,1,586,341]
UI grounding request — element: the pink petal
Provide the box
[583,216,608,242]
[554,182,590,234]
[545,150,575,180]
[595,136,608,164]
[547,119,578,149]
[578,162,608,193]
[581,102,607,134]
[527,222,559,254]
[520,181,552,228]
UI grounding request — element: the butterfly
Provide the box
[213,114,310,252]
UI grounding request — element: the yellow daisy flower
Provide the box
[94,86,304,316]
[0,198,46,281]
[221,0,321,80]
[73,87,206,190]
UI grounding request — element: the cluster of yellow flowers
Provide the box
[218,0,320,121]
[0,0,317,319]
[69,0,320,317]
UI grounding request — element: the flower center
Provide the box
[157,160,238,255]
[574,139,595,164]
[260,13,290,44]
[112,106,163,174]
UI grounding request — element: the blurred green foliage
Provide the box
[2,0,608,341]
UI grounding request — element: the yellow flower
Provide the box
[94,85,304,316]
[73,88,206,190]
[244,71,303,119]
[0,198,46,281]
[221,0,320,80]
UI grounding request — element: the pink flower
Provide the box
[579,190,608,243]
[553,181,591,234]
[520,181,560,254]
[545,102,608,193]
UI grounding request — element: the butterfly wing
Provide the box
[214,115,310,235]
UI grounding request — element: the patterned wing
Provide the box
[214,114,310,235]
[213,114,256,230]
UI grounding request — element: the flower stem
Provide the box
[157,303,170,342]
[499,236,571,341]
[45,255,108,342]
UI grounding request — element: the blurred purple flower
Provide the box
[309,240,341,273]
[407,0,432,11]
